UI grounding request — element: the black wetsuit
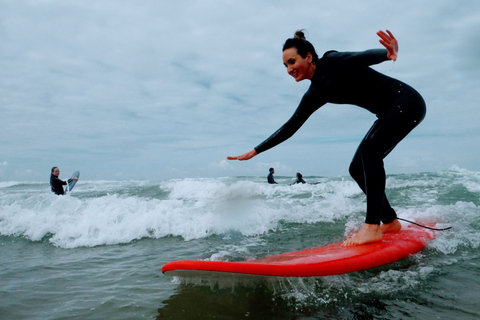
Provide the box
[295,177,306,184]
[254,49,426,225]
[50,174,67,195]
[267,173,277,184]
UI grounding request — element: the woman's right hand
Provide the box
[227,149,257,161]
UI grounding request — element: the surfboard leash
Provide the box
[397,217,452,231]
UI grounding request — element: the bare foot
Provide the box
[381,219,401,234]
[343,223,383,246]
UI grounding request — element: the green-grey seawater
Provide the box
[1,167,479,319]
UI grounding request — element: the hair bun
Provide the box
[294,30,306,40]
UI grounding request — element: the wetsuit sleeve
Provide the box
[51,177,67,186]
[324,49,389,68]
[254,89,325,154]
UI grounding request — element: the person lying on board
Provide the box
[50,167,78,195]
[227,30,426,246]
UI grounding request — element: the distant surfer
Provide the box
[227,30,426,246]
[267,167,278,184]
[50,167,78,195]
[291,172,306,185]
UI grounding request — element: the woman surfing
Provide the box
[227,30,426,246]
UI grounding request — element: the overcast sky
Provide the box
[1,0,479,181]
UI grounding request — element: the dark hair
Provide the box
[282,30,318,64]
[51,167,58,174]
[269,168,274,173]
[296,172,303,179]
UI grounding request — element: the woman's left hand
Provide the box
[377,30,398,61]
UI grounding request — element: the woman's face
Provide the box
[52,168,60,176]
[282,47,315,82]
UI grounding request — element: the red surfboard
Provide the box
[162,224,436,278]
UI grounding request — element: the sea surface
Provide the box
[1,166,479,320]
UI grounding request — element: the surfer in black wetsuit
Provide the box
[292,172,306,185]
[267,168,278,184]
[227,30,426,246]
[50,167,78,195]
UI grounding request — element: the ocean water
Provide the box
[1,166,479,320]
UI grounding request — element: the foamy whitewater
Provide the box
[1,166,479,319]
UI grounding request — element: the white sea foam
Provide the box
[0,169,479,251]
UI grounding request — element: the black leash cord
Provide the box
[397,217,452,231]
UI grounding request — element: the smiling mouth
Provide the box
[291,71,298,77]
